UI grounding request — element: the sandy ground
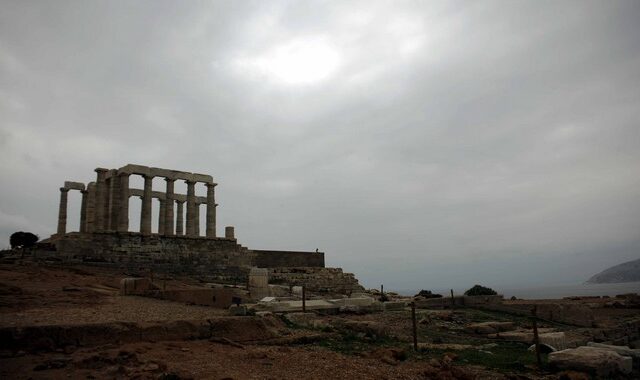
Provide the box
[0,263,227,327]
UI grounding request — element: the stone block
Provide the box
[328,297,375,307]
[119,277,154,296]
[587,342,640,368]
[549,346,633,376]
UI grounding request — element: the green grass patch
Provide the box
[425,342,547,372]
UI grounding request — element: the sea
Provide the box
[398,281,640,300]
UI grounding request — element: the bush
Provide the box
[464,284,497,296]
[9,231,39,249]
[415,289,443,299]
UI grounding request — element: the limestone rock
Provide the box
[587,342,640,368]
[548,346,633,376]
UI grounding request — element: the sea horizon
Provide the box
[396,281,640,300]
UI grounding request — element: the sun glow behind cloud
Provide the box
[230,36,341,85]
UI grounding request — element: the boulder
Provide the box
[548,346,632,376]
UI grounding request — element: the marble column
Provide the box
[205,183,217,238]
[79,190,88,233]
[164,179,175,236]
[140,175,153,235]
[175,200,184,235]
[86,183,96,233]
[94,168,108,232]
[108,174,120,231]
[103,177,112,230]
[57,188,69,235]
[185,180,196,237]
[117,173,130,232]
[158,198,166,235]
[194,203,200,236]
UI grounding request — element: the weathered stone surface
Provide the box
[268,267,364,294]
[548,346,633,376]
[119,277,155,296]
[328,297,375,307]
[587,342,640,368]
[248,267,269,300]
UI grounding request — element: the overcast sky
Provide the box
[1,1,639,292]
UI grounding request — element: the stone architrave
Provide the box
[140,175,153,235]
[175,200,184,235]
[79,190,88,233]
[206,183,216,238]
[117,173,130,232]
[94,168,108,232]
[164,178,175,235]
[57,188,69,235]
[158,198,166,235]
[185,180,196,236]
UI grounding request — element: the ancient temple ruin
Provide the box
[55,164,219,238]
[49,164,363,294]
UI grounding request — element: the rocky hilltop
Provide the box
[587,258,640,284]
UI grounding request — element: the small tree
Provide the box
[415,289,443,299]
[464,284,497,296]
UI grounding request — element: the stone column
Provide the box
[185,180,196,237]
[140,175,153,235]
[86,183,96,233]
[164,179,175,235]
[194,203,200,236]
[79,190,88,233]
[108,174,121,231]
[57,188,69,235]
[158,198,166,235]
[205,183,217,238]
[103,177,112,230]
[94,168,108,232]
[117,173,130,232]
[175,200,184,235]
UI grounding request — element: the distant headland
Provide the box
[587,258,640,284]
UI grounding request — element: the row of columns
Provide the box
[57,169,217,238]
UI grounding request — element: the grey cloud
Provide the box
[1,1,639,291]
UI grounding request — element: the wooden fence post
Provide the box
[532,306,542,368]
[411,302,418,351]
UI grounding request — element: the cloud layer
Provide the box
[1,1,639,291]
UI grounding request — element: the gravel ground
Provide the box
[0,296,228,327]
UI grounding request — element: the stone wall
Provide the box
[268,267,364,294]
[252,249,324,268]
[52,232,253,283]
[47,232,334,285]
